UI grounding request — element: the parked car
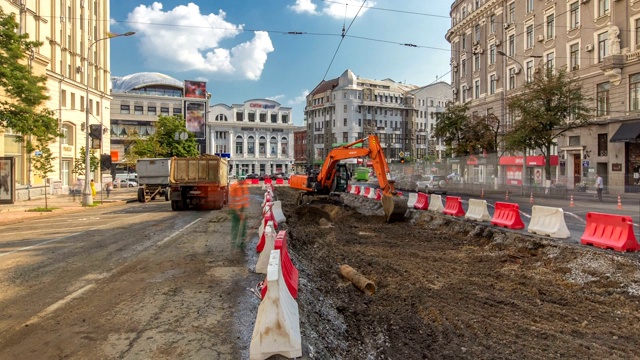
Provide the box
[258,173,268,181]
[114,178,139,188]
[245,173,259,180]
[416,175,447,194]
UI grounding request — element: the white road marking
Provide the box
[23,284,96,327]
[156,218,201,246]
[0,233,81,258]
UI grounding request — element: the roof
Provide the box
[111,72,184,93]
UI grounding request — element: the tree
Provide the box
[0,8,60,146]
[31,143,56,209]
[129,115,199,159]
[72,147,100,178]
[506,66,594,181]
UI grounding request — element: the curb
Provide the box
[0,199,134,226]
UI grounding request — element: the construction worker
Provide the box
[229,178,250,248]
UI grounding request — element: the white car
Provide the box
[416,175,447,194]
[114,178,138,188]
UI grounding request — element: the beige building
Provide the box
[446,0,640,193]
[0,0,115,200]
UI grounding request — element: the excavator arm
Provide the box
[290,135,407,222]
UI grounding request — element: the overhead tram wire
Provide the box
[322,0,367,80]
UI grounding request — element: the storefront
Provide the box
[499,155,559,186]
[609,121,640,193]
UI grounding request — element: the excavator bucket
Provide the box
[381,194,408,222]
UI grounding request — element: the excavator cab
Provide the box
[332,164,350,193]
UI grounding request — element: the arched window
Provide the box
[235,135,243,155]
[216,114,228,121]
[248,136,255,155]
[259,136,266,155]
[280,136,288,156]
[270,136,277,155]
[61,123,74,145]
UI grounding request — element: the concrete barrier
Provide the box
[414,192,429,210]
[427,194,444,212]
[407,193,418,208]
[581,212,640,252]
[271,201,286,224]
[465,198,491,222]
[255,221,276,273]
[527,205,570,239]
[250,250,302,360]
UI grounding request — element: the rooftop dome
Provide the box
[111,72,183,93]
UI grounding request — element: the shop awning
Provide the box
[610,121,640,142]
[499,155,558,166]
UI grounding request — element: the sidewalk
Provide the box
[0,188,138,226]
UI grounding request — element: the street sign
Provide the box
[399,151,405,157]
[582,160,590,167]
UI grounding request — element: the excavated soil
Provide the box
[273,187,640,360]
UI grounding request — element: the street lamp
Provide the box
[82,31,135,206]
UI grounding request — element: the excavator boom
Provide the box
[290,135,407,222]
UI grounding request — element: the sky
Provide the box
[108,0,453,126]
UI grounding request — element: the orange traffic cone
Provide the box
[529,192,534,204]
[617,195,623,210]
[481,189,485,198]
[569,194,575,207]
[505,190,509,201]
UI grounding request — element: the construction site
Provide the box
[268,186,640,359]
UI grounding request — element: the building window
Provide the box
[489,44,495,65]
[461,59,467,77]
[508,34,515,56]
[546,52,554,71]
[474,24,480,42]
[259,136,266,155]
[343,118,347,126]
[598,32,608,63]
[147,106,156,115]
[636,19,640,50]
[61,90,67,107]
[570,2,580,29]
[271,113,277,123]
[570,43,580,70]
[597,133,608,157]
[489,74,496,95]
[259,112,266,122]
[236,112,243,121]
[134,105,143,115]
[248,112,255,122]
[120,104,130,114]
[508,2,515,23]
[526,0,533,13]
[281,138,288,155]
[526,25,534,49]
[526,60,534,82]
[597,82,610,116]
[160,107,169,115]
[270,136,277,155]
[474,54,480,71]
[235,136,243,155]
[462,35,466,51]
[630,73,640,111]
[343,104,347,113]
[248,136,255,155]
[509,67,516,90]
[546,14,554,39]
[61,160,70,187]
[282,114,288,123]
[61,124,73,145]
[173,108,182,115]
[490,14,495,33]
[474,79,480,99]
[343,132,348,143]
[598,0,609,17]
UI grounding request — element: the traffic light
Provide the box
[89,124,102,140]
[400,157,405,164]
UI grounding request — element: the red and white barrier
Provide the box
[255,221,276,273]
[362,187,371,197]
[527,205,570,239]
[443,196,465,217]
[413,192,429,210]
[368,188,377,199]
[250,250,302,360]
[465,199,491,222]
[581,212,640,252]
[427,194,444,212]
[407,193,418,208]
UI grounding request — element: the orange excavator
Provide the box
[289,135,408,222]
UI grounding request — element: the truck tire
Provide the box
[171,200,180,211]
[164,188,170,201]
[137,187,146,203]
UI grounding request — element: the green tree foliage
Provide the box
[506,66,594,180]
[72,147,100,177]
[0,8,60,144]
[31,143,56,208]
[130,115,199,158]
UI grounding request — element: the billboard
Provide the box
[0,157,15,204]
[186,101,206,139]
[184,80,207,99]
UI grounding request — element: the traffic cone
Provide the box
[505,190,509,201]
[617,195,623,210]
[569,194,575,207]
[529,192,534,204]
[481,189,484,198]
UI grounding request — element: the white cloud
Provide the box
[289,0,317,14]
[126,2,274,80]
[288,90,309,105]
[266,94,285,101]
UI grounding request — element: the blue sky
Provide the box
[109,1,453,126]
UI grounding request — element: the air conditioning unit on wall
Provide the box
[537,35,544,42]
[585,44,593,52]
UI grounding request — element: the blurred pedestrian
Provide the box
[595,173,603,202]
[229,178,249,248]
[90,179,97,197]
[105,181,113,198]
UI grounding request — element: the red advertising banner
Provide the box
[184,80,207,99]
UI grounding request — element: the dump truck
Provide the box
[169,155,229,211]
[136,158,171,202]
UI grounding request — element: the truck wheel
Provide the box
[171,200,180,211]
[165,188,170,201]
[137,187,146,203]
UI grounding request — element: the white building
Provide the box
[208,100,296,177]
[407,82,452,162]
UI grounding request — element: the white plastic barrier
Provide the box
[270,201,286,224]
[527,205,571,239]
[465,198,491,222]
[368,188,377,199]
[255,221,277,274]
[360,185,367,196]
[427,194,444,212]
[407,193,418,208]
[250,250,302,360]
[350,186,358,194]
[261,192,273,208]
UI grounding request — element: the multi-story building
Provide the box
[293,127,307,173]
[208,100,296,177]
[0,0,115,199]
[446,0,640,193]
[305,69,428,166]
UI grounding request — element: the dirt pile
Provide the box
[275,187,640,359]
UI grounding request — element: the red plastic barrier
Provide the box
[443,196,465,217]
[363,187,371,197]
[414,192,429,210]
[261,230,299,299]
[256,210,278,252]
[581,212,640,252]
[347,185,352,193]
[490,202,525,230]
[263,178,272,185]
[375,189,382,201]
[275,178,284,185]
[252,178,259,185]
[353,186,360,195]
[396,191,403,197]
